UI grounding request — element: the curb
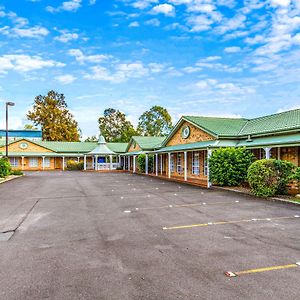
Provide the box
[213,186,300,206]
[0,175,24,185]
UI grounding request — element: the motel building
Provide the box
[1,108,300,188]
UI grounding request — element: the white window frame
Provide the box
[170,154,175,173]
[10,157,18,167]
[192,152,200,175]
[29,157,38,168]
[177,153,183,174]
[44,157,50,168]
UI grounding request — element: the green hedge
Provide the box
[292,167,300,182]
[66,160,84,171]
[0,157,12,178]
[137,154,154,173]
[247,159,295,197]
[209,147,254,186]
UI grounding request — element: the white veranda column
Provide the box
[168,152,171,178]
[123,156,126,170]
[145,154,149,175]
[95,155,98,170]
[21,156,24,171]
[84,155,87,170]
[128,156,130,171]
[264,147,271,159]
[160,154,163,175]
[155,153,158,176]
[42,156,45,171]
[77,156,80,163]
[207,149,212,188]
[184,151,187,181]
[133,155,136,173]
[109,155,112,170]
[62,156,65,171]
[277,147,281,160]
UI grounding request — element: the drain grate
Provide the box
[0,231,14,241]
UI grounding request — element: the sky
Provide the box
[0,0,300,138]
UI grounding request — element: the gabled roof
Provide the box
[184,116,248,137]
[126,136,165,151]
[238,109,300,136]
[163,109,300,144]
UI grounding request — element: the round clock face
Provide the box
[181,125,190,139]
[19,142,28,150]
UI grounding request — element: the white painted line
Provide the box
[202,202,206,205]
[235,200,239,203]
[124,210,131,213]
[294,215,300,218]
[120,196,124,199]
[296,262,300,266]
[156,187,159,190]
[252,219,257,221]
[208,222,213,225]
[147,195,151,198]
[266,218,271,221]
[174,193,177,196]
[169,205,173,208]
[135,208,139,211]
[225,271,237,277]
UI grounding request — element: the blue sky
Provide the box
[1,0,300,138]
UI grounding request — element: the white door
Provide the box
[29,157,38,168]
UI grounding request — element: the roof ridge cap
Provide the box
[250,108,300,122]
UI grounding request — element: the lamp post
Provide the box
[5,102,15,157]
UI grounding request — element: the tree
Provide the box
[98,108,137,142]
[27,90,80,141]
[85,135,98,142]
[24,124,38,130]
[137,105,172,136]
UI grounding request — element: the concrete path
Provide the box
[0,171,299,299]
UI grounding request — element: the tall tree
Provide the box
[24,124,38,130]
[137,105,172,136]
[27,90,80,141]
[98,108,137,142]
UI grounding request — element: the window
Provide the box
[192,152,200,175]
[177,153,183,174]
[170,154,174,173]
[204,158,208,176]
[10,157,18,167]
[44,157,50,168]
[29,157,38,168]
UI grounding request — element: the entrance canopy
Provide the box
[88,134,116,156]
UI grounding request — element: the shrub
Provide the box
[209,147,254,186]
[10,169,23,176]
[66,160,84,171]
[0,157,12,178]
[292,167,300,182]
[137,154,154,173]
[247,159,295,197]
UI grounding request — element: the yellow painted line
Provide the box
[163,215,299,230]
[235,264,298,276]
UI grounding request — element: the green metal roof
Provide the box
[237,133,300,148]
[156,140,237,153]
[182,109,300,138]
[127,136,165,151]
[107,143,128,153]
[238,109,300,136]
[184,116,248,137]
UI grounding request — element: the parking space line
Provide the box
[129,201,239,212]
[225,262,300,277]
[163,215,300,230]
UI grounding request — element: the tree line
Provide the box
[25,90,173,142]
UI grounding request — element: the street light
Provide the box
[6,102,15,157]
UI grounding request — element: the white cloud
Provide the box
[187,15,213,32]
[129,21,140,27]
[131,0,158,9]
[0,54,65,74]
[145,18,160,26]
[54,30,79,43]
[151,4,175,16]
[270,0,291,7]
[55,74,77,84]
[12,26,49,38]
[224,46,241,53]
[215,14,246,34]
[46,0,82,13]
[68,49,110,64]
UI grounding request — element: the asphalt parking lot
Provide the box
[0,171,299,300]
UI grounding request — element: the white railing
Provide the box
[95,163,120,170]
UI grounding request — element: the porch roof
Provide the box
[155,140,237,153]
[123,150,144,156]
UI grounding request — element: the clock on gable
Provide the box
[19,142,29,150]
[181,125,190,139]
